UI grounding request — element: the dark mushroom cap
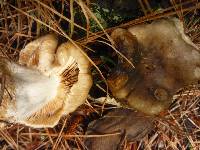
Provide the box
[108,18,200,115]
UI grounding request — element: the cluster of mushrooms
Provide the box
[0,18,200,149]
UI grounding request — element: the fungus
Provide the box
[108,18,200,115]
[0,34,92,128]
[84,108,153,150]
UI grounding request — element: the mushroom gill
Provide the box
[0,34,92,128]
[108,18,200,115]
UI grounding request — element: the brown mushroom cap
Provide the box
[84,108,153,150]
[0,34,92,128]
[109,18,200,115]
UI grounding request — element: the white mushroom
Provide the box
[0,34,92,128]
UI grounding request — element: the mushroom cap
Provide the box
[0,34,92,128]
[109,18,200,115]
[84,108,153,150]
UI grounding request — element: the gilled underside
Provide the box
[0,34,92,128]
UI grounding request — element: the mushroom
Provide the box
[84,108,153,150]
[0,34,92,128]
[108,18,200,115]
